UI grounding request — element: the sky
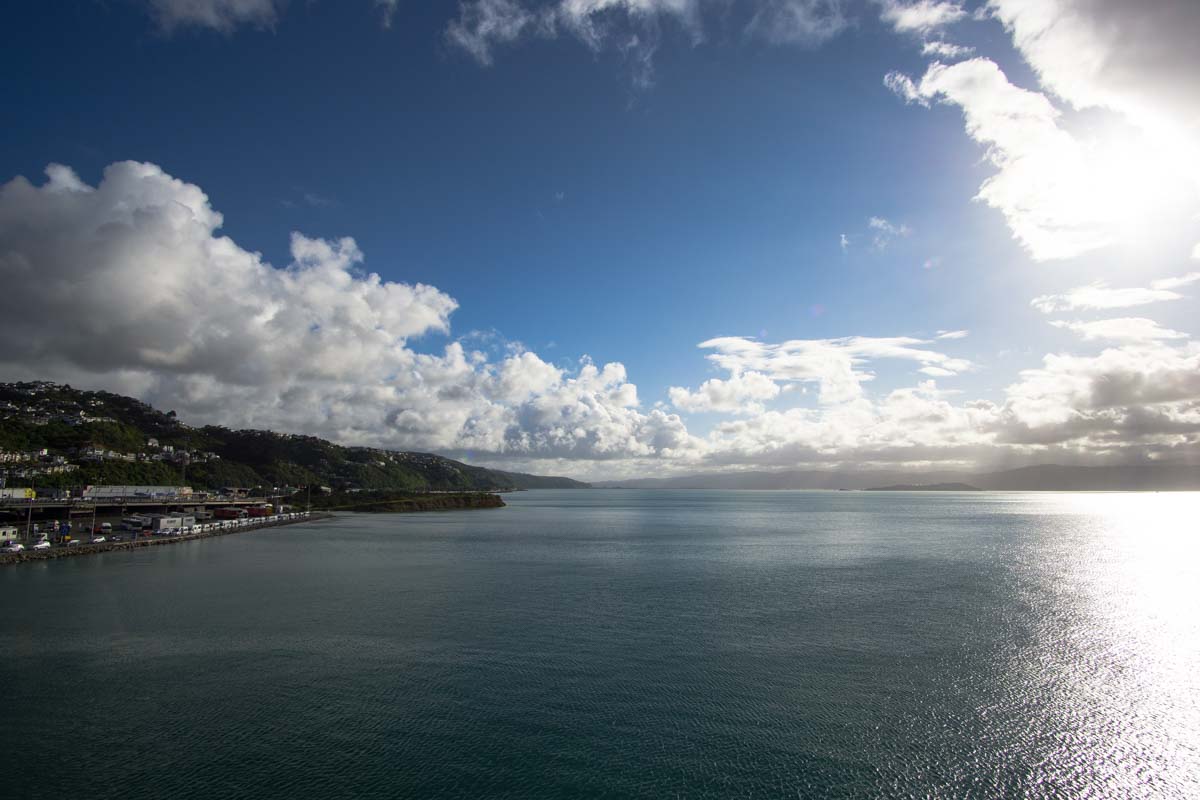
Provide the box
[1,0,1199,480]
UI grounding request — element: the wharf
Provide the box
[0,512,331,565]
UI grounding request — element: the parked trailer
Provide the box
[0,488,36,499]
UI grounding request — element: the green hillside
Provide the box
[0,382,588,492]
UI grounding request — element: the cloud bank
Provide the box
[0,162,698,469]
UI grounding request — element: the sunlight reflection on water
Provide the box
[1004,493,1200,796]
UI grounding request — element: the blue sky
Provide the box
[2,1,1199,478]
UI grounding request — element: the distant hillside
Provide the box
[866,483,982,492]
[597,464,1200,491]
[595,469,966,490]
[0,381,588,492]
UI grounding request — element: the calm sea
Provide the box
[3,490,1199,798]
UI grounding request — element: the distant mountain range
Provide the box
[0,381,588,492]
[596,464,1200,492]
[865,483,982,492]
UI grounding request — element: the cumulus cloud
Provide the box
[699,380,1001,467]
[5,161,1196,474]
[1050,318,1188,344]
[1031,274,1200,313]
[669,370,781,415]
[664,327,1200,467]
[1002,340,1200,440]
[683,333,1200,467]
[878,0,966,34]
[0,161,703,465]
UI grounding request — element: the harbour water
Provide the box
[4,490,1199,798]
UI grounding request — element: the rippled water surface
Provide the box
[4,490,1200,798]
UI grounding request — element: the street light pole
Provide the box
[25,477,35,542]
[90,475,101,538]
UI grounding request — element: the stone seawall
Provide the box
[311,492,507,513]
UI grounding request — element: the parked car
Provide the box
[32,540,51,551]
[2,542,25,553]
[90,535,107,544]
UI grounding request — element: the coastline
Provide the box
[0,512,331,565]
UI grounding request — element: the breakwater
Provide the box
[312,491,507,513]
[0,513,331,565]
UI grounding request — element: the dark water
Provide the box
[4,490,1199,798]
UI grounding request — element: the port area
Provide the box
[0,511,328,564]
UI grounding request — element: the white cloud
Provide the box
[1050,318,1187,344]
[887,56,1200,261]
[987,1,1200,153]
[839,232,850,250]
[376,0,400,28]
[878,0,966,34]
[447,1,848,80]
[1150,271,1200,291]
[145,0,407,32]
[665,327,1200,466]
[7,158,1194,475]
[700,379,1001,467]
[0,161,704,464]
[669,371,781,415]
[1030,274,1199,313]
[146,0,282,31]
[1003,339,1200,436]
[988,0,1200,264]
[446,0,704,76]
[745,0,849,46]
[685,334,971,405]
[920,40,972,59]
[889,2,1200,262]
[936,329,968,339]
[868,215,911,249]
[445,0,541,66]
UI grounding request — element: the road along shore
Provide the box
[0,513,332,565]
